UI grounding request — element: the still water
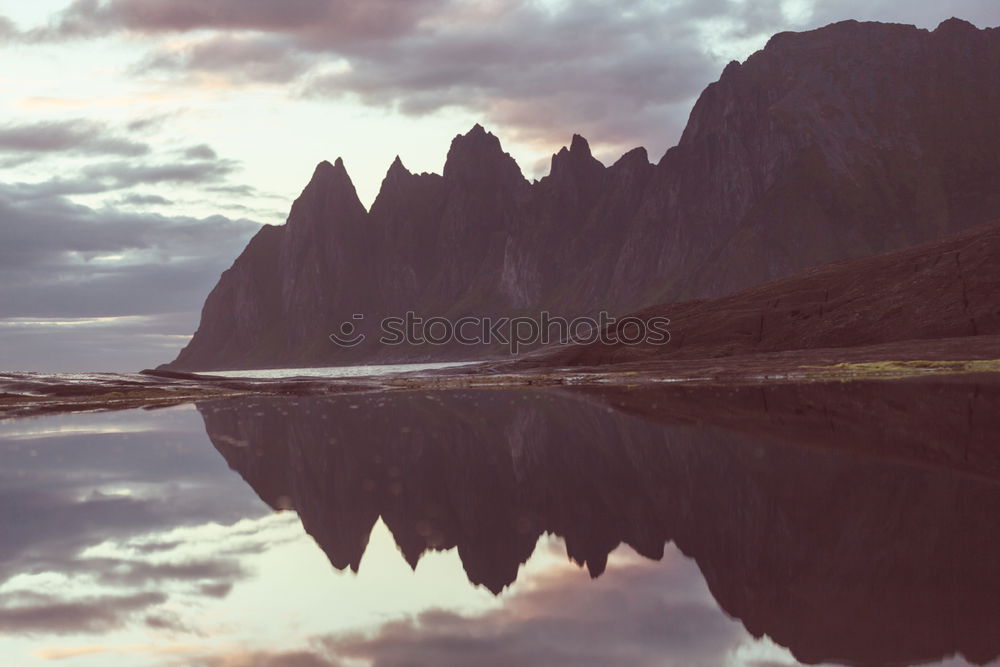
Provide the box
[203,362,478,379]
[0,377,998,666]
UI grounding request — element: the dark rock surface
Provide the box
[165,19,1000,371]
[523,220,1000,367]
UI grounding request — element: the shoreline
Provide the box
[3,336,1000,419]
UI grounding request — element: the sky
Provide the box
[0,0,997,372]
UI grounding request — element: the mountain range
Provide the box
[163,18,1000,371]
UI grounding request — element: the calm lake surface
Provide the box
[1,374,999,666]
[204,361,478,379]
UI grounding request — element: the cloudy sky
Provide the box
[0,0,997,372]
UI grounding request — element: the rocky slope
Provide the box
[165,18,1000,371]
[523,219,1000,367]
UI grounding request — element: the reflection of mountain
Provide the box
[199,381,1000,666]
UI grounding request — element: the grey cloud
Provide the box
[298,0,725,150]
[19,0,772,154]
[0,111,249,372]
[34,0,446,40]
[139,34,314,84]
[133,539,185,554]
[0,190,256,275]
[182,144,218,160]
[207,183,286,200]
[0,15,14,38]
[1,158,238,200]
[0,314,199,372]
[0,154,36,169]
[0,591,166,635]
[82,158,238,190]
[8,0,1000,160]
[144,610,195,633]
[126,113,176,133]
[0,119,150,157]
[195,651,344,667]
[199,582,234,598]
[0,186,259,370]
[117,192,173,205]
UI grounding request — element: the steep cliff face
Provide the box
[165,18,1000,371]
[614,18,1000,304]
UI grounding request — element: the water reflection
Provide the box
[200,378,1000,666]
[0,378,997,665]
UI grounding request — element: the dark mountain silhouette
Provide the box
[198,379,1000,665]
[165,18,1000,371]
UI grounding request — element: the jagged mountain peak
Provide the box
[450,123,500,150]
[608,146,652,183]
[612,146,649,168]
[569,133,592,156]
[552,133,594,160]
[935,16,978,33]
[443,123,526,186]
[385,154,411,180]
[308,157,353,188]
[288,156,365,230]
[550,133,605,181]
[369,154,423,216]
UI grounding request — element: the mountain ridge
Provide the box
[164,17,1000,371]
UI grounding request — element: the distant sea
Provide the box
[204,361,479,379]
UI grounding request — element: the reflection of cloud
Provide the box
[326,553,746,667]
[0,591,165,634]
[0,409,270,590]
[188,547,775,667]
[60,556,246,589]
